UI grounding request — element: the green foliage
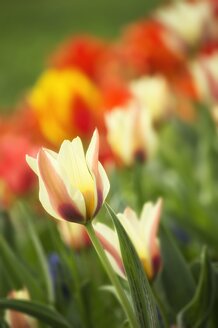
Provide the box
[0,299,70,328]
[177,248,216,328]
[159,224,195,314]
[0,235,45,302]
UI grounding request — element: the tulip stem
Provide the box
[86,221,138,328]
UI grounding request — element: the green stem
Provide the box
[86,221,138,328]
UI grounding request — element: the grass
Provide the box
[0,0,163,109]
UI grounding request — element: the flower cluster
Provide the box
[0,1,218,327]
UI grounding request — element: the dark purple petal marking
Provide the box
[93,188,103,217]
[152,254,161,278]
[58,203,84,223]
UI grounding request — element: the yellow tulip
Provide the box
[26,130,110,224]
[94,198,162,279]
[28,69,102,145]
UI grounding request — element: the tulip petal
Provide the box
[118,208,147,257]
[94,222,125,279]
[27,154,59,219]
[98,162,110,202]
[38,149,85,223]
[86,130,110,214]
[58,137,95,218]
[26,155,38,174]
[140,198,162,257]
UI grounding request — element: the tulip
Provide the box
[26,130,110,224]
[105,101,157,166]
[129,75,175,122]
[28,69,103,146]
[118,20,185,78]
[155,1,213,47]
[94,198,162,279]
[5,289,37,328]
[50,35,110,83]
[189,51,218,104]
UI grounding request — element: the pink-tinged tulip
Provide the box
[58,221,90,250]
[94,198,162,280]
[5,289,37,328]
[26,130,110,224]
[105,101,157,166]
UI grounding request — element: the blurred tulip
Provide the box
[50,35,110,83]
[0,106,43,144]
[94,198,163,279]
[129,75,175,122]
[155,1,214,47]
[5,289,37,328]
[26,130,110,224]
[189,50,218,104]
[28,69,103,146]
[0,134,37,199]
[105,101,157,166]
[118,20,185,78]
[58,221,90,249]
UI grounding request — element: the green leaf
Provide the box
[177,248,216,328]
[18,203,55,304]
[105,203,160,328]
[159,224,195,314]
[0,236,44,302]
[0,299,70,328]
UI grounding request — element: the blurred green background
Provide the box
[0,0,163,109]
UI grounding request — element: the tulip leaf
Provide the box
[177,248,216,328]
[159,224,195,314]
[105,203,160,328]
[0,298,70,328]
[0,236,45,302]
[18,203,55,303]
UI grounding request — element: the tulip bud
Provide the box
[26,130,110,224]
[129,76,175,122]
[189,51,218,104]
[94,198,163,280]
[155,1,213,47]
[105,101,157,166]
[5,289,37,328]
